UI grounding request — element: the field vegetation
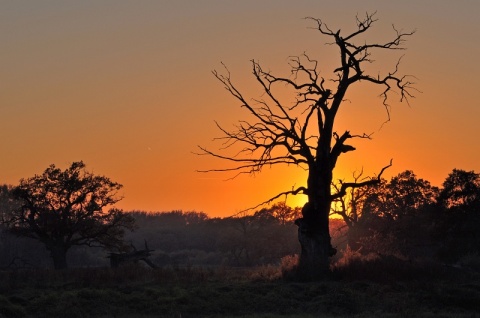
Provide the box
[1,254,479,318]
[1,168,480,317]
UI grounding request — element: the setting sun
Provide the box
[286,194,309,209]
[1,1,479,218]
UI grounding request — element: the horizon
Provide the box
[1,1,479,217]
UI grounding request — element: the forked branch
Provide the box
[331,159,393,200]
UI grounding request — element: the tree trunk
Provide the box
[295,202,336,280]
[295,159,337,280]
[48,243,68,270]
[295,219,330,280]
[346,225,362,251]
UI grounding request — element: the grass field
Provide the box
[1,259,479,318]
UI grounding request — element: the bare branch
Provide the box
[198,13,414,224]
[331,159,393,200]
[239,186,308,213]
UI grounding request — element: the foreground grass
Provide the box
[0,261,479,318]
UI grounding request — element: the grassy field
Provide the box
[1,259,479,318]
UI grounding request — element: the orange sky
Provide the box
[1,1,479,217]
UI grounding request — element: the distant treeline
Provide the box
[0,204,306,269]
[1,167,480,270]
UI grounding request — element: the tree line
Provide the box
[0,161,479,271]
[332,168,480,264]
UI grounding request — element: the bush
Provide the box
[280,254,299,279]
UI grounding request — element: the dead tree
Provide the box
[198,12,415,280]
[108,240,157,268]
[330,169,385,229]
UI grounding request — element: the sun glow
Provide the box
[1,2,479,218]
[286,193,308,208]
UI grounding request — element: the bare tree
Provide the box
[331,169,384,231]
[108,240,156,268]
[198,13,415,279]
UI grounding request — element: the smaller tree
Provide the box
[255,202,302,225]
[435,169,480,262]
[359,170,438,221]
[335,170,438,256]
[331,170,383,229]
[437,169,480,210]
[5,161,135,269]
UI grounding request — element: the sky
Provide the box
[1,1,479,217]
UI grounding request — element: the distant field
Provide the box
[1,263,479,318]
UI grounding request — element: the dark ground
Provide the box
[1,260,480,318]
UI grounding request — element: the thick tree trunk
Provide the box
[295,159,337,280]
[295,202,336,280]
[48,243,68,270]
[295,218,330,280]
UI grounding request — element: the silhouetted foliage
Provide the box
[2,168,479,271]
[254,202,302,225]
[3,161,135,269]
[335,170,439,259]
[124,209,300,268]
[437,169,480,210]
[332,168,480,265]
[363,170,438,220]
[434,169,480,262]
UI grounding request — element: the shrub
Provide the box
[280,254,299,279]
[248,264,282,281]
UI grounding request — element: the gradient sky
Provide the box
[1,1,479,217]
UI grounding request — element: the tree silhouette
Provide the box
[361,170,438,221]
[343,170,438,256]
[5,161,135,269]
[199,13,415,279]
[255,202,301,226]
[435,169,480,261]
[331,169,382,229]
[438,169,480,210]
